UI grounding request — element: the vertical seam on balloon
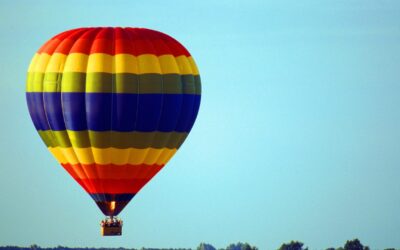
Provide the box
[184,55,201,133]
[126,28,146,175]
[109,27,116,208]
[85,28,106,204]
[41,29,83,181]
[129,28,152,189]
[38,37,62,154]
[69,28,99,197]
[141,29,165,180]
[158,34,185,165]
[127,28,141,134]
[110,27,115,155]
[78,29,103,198]
[179,56,198,144]
[151,31,179,170]
[70,28,98,197]
[117,28,133,191]
[68,29,98,199]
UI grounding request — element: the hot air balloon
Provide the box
[25,27,201,236]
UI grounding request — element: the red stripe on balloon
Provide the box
[37,27,191,57]
[62,162,164,194]
[76,178,151,193]
[61,163,164,180]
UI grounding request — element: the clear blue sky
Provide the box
[0,1,399,249]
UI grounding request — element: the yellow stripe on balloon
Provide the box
[153,149,176,165]
[45,53,67,72]
[175,56,192,74]
[30,53,51,73]
[127,148,176,165]
[48,147,67,164]
[27,54,40,72]
[87,53,114,73]
[48,147,78,164]
[136,54,162,74]
[48,147,177,166]
[28,53,199,75]
[64,53,88,72]
[158,55,179,74]
[187,57,200,75]
[114,54,139,73]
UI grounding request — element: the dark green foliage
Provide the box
[344,239,369,250]
[225,242,258,250]
[197,243,216,250]
[277,241,306,250]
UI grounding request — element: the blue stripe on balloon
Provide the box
[187,95,201,132]
[26,92,200,132]
[43,92,67,130]
[90,193,136,202]
[26,93,50,131]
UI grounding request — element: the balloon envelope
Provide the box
[26,27,201,216]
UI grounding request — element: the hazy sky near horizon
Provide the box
[0,1,400,249]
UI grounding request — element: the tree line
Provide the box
[0,239,398,250]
